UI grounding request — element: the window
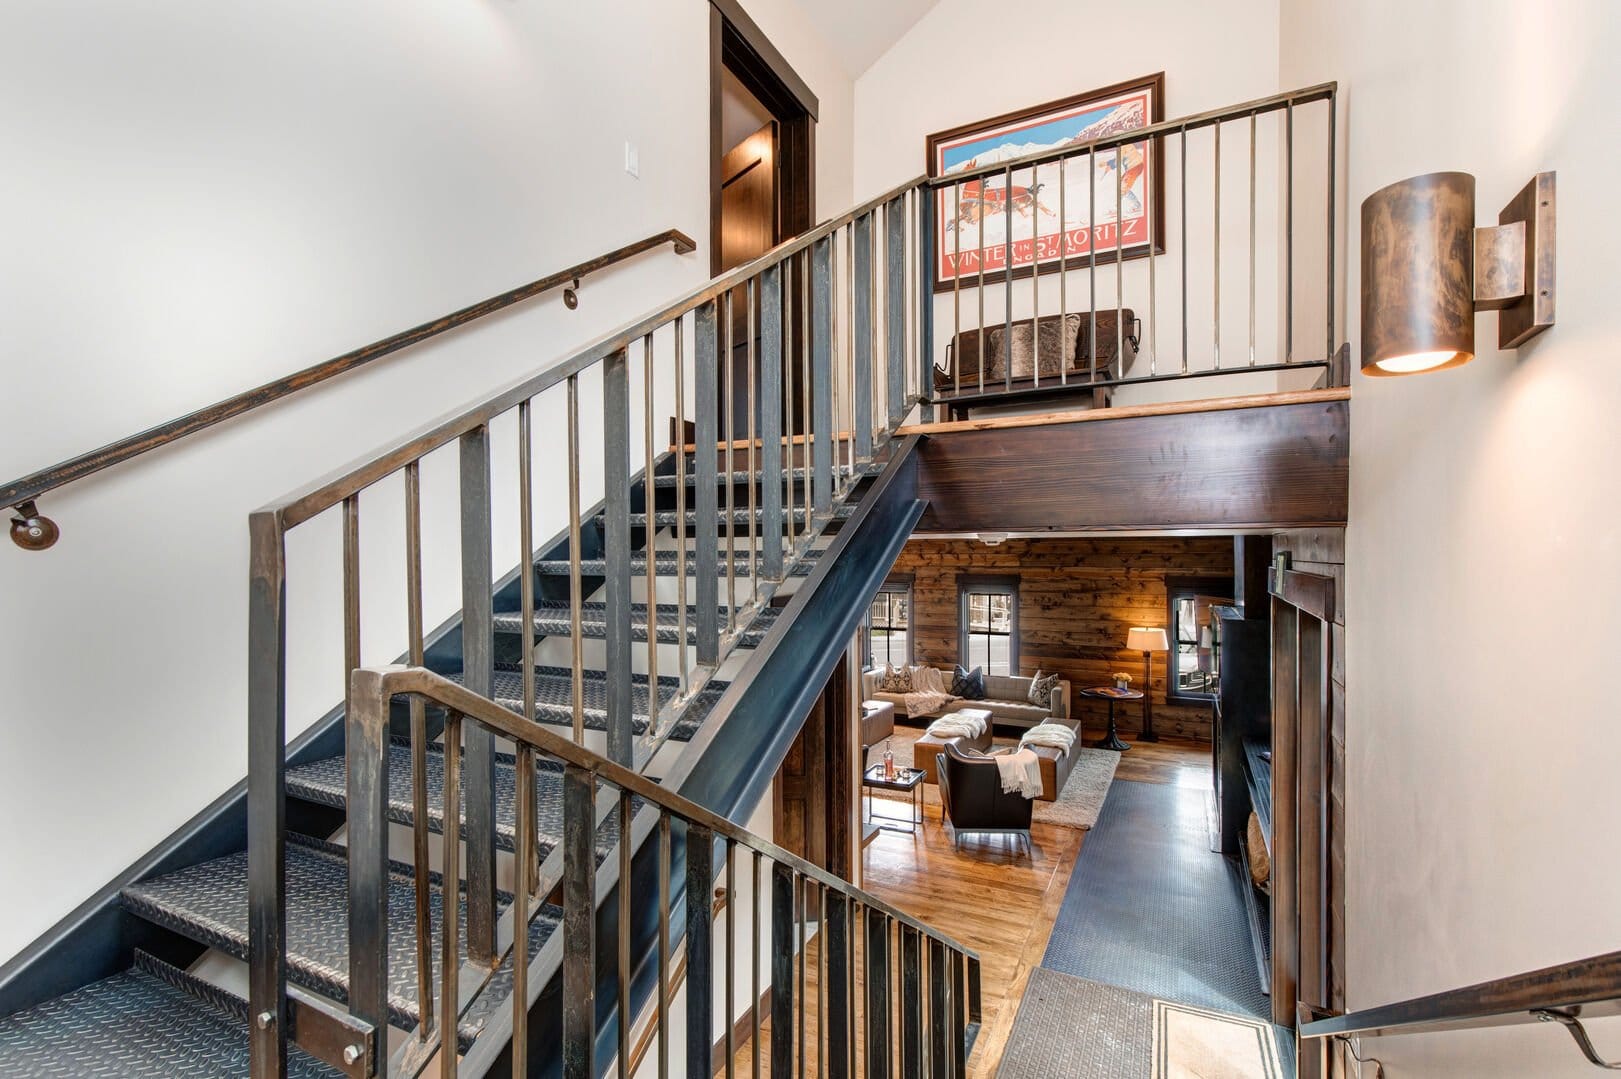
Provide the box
[866,580,912,668]
[1166,577,1232,701]
[959,577,1018,676]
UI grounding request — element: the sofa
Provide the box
[860,667,1070,729]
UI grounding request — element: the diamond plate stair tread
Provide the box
[451,665,724,741]
[0,965,343,1078]
[630,503,853,529]
[492,601,780,647]
[120,838,561,1045]
[653,462,882,487]
[531,550,821,577]
[286,741,641,861]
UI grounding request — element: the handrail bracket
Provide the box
[1536,1008,1621,1070]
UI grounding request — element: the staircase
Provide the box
[0,82,1346,1078]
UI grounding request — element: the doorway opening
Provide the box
[710,1,816,434]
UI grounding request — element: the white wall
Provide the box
[852,0,1328,406]
[1281,0,1621,1073]
[0,0,853,967]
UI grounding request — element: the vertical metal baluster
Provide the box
[917,183,936,424]
[811,237,833,515]
[783,258,798,555]
[967,955,981,1030]
[1148,135,1158,375]
[458,427,496,964]
[1326,93,1337,367]
[1059,158,1068,385]
[618,792,633,1078]
[643,335,659,727]
[725,840,736,1078]
[1249,111,1258,368]
[827,892,849,1079]
[751,851,762,1079]
[952,183,962,399]
[1213,121,1222,370]
[512,742,532,1079]
[344,669,388,1065]
[975,180,986,396]
[439,713,462,1079]
[694,302,719,668]
[927,938,947,1079]
[248,512,288,1079]
[1002,164,1013,392]
[1031,164,1041,390]
[562,763,595,1079]
[1088,148,1098,383]
[900,928,920,1079]
[658,812,672,1079]
[1285,100,1295,364]
[1180,127,1190,374]
[343,493,359,710]
[746,280,758,602]
[843,224,854,484]
[885,199,906,431]
[404,462,434,1041]
[853,213,874,459]
[772,861,796,1077]
[603,347,633,768]
[866,912,890,1079]
[724,290,737,633]
[801,251,811,536]
[567,377,585,742]
[673,317,689,692]
[798,874,807,1079]
[760,266,784,580]
[818,885,827,1079]
[687,825,716,1079]
[1115,145,1125,379]
[513,399,536,1078]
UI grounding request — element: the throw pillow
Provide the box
[879,664,913,693]
[951,664,986,700]
[1028,670,1061,708]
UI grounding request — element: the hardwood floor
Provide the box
[725,735,1211,1077]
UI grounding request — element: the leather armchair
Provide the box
[935,743,1033,853]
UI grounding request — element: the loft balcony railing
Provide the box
[238,82,1344,1077]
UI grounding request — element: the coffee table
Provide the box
[1079,686,1144,751]
[863,763,925,834]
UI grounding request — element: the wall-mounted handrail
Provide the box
[2,227,696,549]
[1299,949,1621,1067]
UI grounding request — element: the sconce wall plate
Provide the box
[1360,170,1555,376]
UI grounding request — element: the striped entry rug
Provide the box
[998,968,1285,1078]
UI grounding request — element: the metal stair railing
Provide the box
[347,664,983,1079]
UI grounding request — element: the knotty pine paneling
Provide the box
[890,536,1233,742]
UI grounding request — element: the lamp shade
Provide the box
[1127,626,1169,652]
[1360,171,1476,376]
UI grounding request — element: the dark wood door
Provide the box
[773,654,855,878]
[718,122,776,438]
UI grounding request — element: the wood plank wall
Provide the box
[888,536,1234,742]
[1273,527,1347,1072]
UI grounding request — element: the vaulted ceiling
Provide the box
[788,0,940,77]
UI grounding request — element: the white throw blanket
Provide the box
[994,747,1043,798]
[903,691,956,719]
[1020,723,1077,755]
[926,713,987,740]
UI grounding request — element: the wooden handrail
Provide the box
[1298,949,1621,1049]
[2,227,697,549]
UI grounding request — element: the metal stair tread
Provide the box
[0,960,343,1079]
[286,741,640,860]
[653,462,882,487]
[119,836,562,1045]
[629,503,854,529]
[531,550,821,577]
[492,601,781,647]
[448,665,724,741]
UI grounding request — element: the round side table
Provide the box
[1079,686,1145,752]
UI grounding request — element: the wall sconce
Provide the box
[1361,171,1555,376]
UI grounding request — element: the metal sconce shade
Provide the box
[1361,172,1477,376]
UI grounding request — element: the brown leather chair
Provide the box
[935,743,1033,854]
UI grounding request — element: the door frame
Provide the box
[709,0,817,276]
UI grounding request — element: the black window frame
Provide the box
[1165,575,1233,705]
[958,575,1019,676]
[865,575,914,669]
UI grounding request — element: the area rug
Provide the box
[995,968,1286,1078]
[869,726,1117,830]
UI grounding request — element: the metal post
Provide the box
[686,824,716,1079]
[772,862,796,1077]
[811,236,833,516]
[562,764,596,1079]
[885,198,907,430]
[458,426,496,964]
[866,913,891,1079]
[345,677,390,1058]
[603,347,633,768]
[760,264,785,580]
[247,512,287,1078]
[694,302,720,666]
[853,214,874,457]
[917,185,936,423]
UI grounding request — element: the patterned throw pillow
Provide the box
[951,664,986,700]
[879,664,914,693]
[1028,670,1062,708]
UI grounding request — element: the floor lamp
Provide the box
[1126,626,1169,742]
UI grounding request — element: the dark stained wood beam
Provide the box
[916,396,1349,533]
